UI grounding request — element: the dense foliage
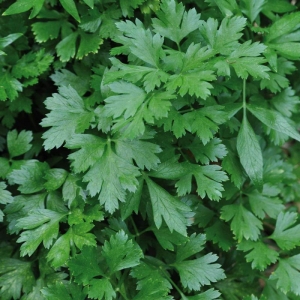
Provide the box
[1,0,300,298]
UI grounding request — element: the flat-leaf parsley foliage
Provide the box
[0,0,300,299]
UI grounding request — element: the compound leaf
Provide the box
[41,86,94,150]
[102,230,143,274]
[174,253,226,291]
[270,212,300,250]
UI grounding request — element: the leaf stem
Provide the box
[243,78,247,118]
[130,216,140,236]
[162,269,186,299]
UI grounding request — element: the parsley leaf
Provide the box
[248,189,284,219]
[102,230,143,273]
[131,262,172,300]
[41,86,94,150]
[270,254,300,295]
[241,0,266,23]
[0,258,35,299]
[145,177,191,236]
[176,233,206,262]
[8,160,49,194]
[269,212,300,250]
[174,253,226,291]
[152,0,201,45]
[248,104,300,141]
[16,208,67,256]
[221,204,263,241]
[0,182,13,222]
[7,129,32,158]
[237,240,279,270]
[87,278,116,300]
[237,117,263,187]
[3,0,44,19]
[66,134,141,213]
[68,246,102,285]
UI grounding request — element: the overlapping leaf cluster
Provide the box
[1,0,300,299]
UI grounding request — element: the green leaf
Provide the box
[12,49,53,79]
[67,137,140,213]
[68,246,102,285]
[153,226,188,250]
[248,104,300,142]
[150,158,227,201]
[62,174,85,207]
[76,32,103,59]
[205,220,234,251]
[80,10,101,33]
[266,11,300,42]
[226,41,270,79]
[4,193,46,234]
[51,69,89,97]
[46,231,71,268]
[0,182,13,222]
[41,282,85,300]
[270,255,300,295]
[166,70,215,99]
[0,33,22,49]
[56,32,78,62]
[182,107,228,145]
[248,190,284,219]
[0,158,10,179]
[263,0,296,14]
[115,20,164,67]
[87,278,116,300]
[0,259,35,299]
[222,149,244,188]
[0,71,22,101]
[269,42,300,60]
[230,57,270,79]
[41,283,71,300]
[176,233,206,262]
[3,0,44,18]
[262,279,290,300]
[269,212,300,250]
[41,86,94,150]
[152,0,201,44]
[145,177,190,236]
[48,223,97,268]
[221,204,263,241]
[237,117,263,187]
[44,168,68,191]
[104,82,146,119]
[7,129,32,158]
[120,178,144,220]
[241,0,266,23]
[32,20,63,43]
[16,208,67,256]
[106,58,169,92]
[185,289,221,300]
[8,160,49,194]
[272,87,299,117]
[82,0,94,9]
[131,262,172,300]
[175,164,228,201]
[187,137,227,165]
[102,230,143,274]
[119,0,144,17]
[174,253,226,291]
[199,16,247,54]
[59,0,80,22]
[115,138,161,170]
[237,240,279,271]
[66,134,106,173]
